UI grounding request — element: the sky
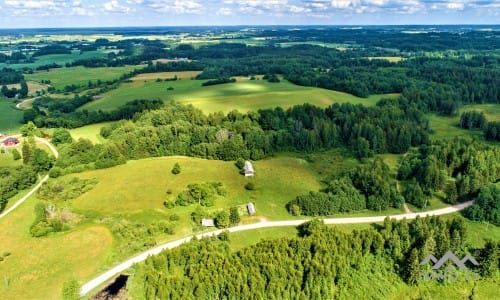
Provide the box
[0,0,498,28]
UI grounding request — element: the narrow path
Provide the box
[0,137,58,220]
[80,200,473,296]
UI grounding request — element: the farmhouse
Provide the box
[3,137,19,146]
[247,202,256,216]
[244,161,254,176]
[201,218,215,227]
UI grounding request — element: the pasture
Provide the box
[81,75,397,113]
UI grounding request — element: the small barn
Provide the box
[201,218,215,227]
[244,161,254,177]
[3,137,19,147]
[247,202,256,216]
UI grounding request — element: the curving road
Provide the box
[0,137,58,220]
[80,200,473,296]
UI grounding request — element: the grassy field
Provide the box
[25,65,143,90]
[428,103,500,141]
[67,122,113,144]
[0,99,23,132]
[81,75,398,113]
[72,155,320,220]
[0,196,112,300]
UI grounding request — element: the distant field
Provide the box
[131,70,201,81]
[6,81,49,96]
[0,50,108,70]
[366,56,404,62]
[25,65,144,90]
[0,99,22,132]
[82,75,397,113]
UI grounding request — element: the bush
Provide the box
[49,167,63,178]
[12,149,21,160]
[245,182,255,190]
[171,162,181,175]
[169,214,180,221]
[235,158,245,169]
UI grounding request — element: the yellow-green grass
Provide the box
[67,122,113,144]
[131,70,201,81]
[0,99,22,132]
[25,65,144,90]
[366,56,404,62]
[82,76,397,113]
[71,155,321,222]
[6,81,49,96]
[460,103,500,121]
[0,196,112,300]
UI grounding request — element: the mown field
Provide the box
[25,65,143,90]
[81,73,398,113]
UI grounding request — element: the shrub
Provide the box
[245,182,255,190]
[171,162,181,175]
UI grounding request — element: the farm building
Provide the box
[201,218,215,227]
[3,137,19,146]
[244,161,254,176]
[247,202,256,215]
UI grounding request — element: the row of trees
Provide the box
[132,216,498,299]
[0,165,38,212]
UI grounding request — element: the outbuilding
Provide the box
[3,137,19,147]
[201,218,215,227]
[244,161,254,177]
[247,202,256,216]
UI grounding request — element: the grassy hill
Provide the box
[81,74,398,113]
[0,99,23,132]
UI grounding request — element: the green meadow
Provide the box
[0,99,23,132]
[25,65,143,90]
[428,103,500,141]
[66,122,113,144]
[81,74,397,113]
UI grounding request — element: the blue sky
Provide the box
[0,0,498,28]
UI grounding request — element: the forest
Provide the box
[132,217,498,299]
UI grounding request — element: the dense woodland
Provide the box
[133,217,498,299]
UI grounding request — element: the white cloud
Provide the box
[446,2,465,10]
[217,7,233,16]
[147,0,203,14]
[103,0,131,13]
